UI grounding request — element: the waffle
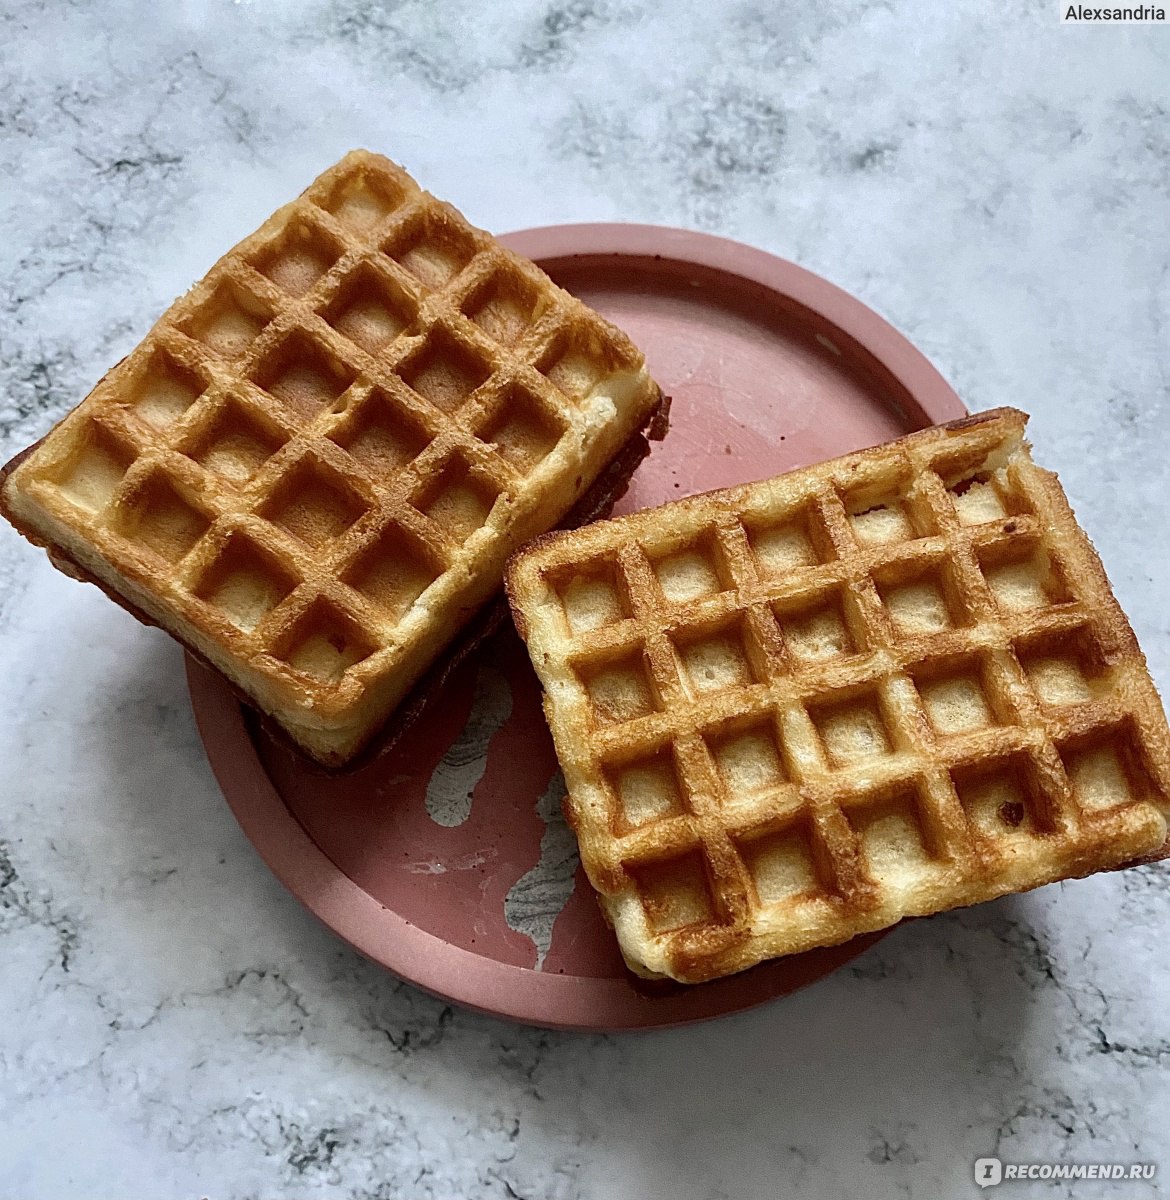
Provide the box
[1,150,665,767]
[506,409,1170,983]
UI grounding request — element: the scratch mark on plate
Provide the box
[405,850,494,875]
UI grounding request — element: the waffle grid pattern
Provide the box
[4,151,658,763]
[507,409,1170,982]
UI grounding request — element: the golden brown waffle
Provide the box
[506,409,1170,983]
[1,150,664,767]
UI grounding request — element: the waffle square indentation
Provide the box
[53,424,134,515]
[606,746,687,831]
[774,586,865,666]
[382,211,478,290]
[737,821,823,907]
[1058,728,1145,813]
[633,852,714,933]
[577,645,659,727]
[251,332,358,422]
[910,656,1006,739]
[259,456,369,549]
[807,689,893,769]
[840,477,935,547]
[396,328,492,413]
[251,219,343,298]
[978,538,1073,614]
[951,754,1053,838]
[932,448,1032,528]
[746,502,835,579]
[329,388,431,479]
[322,262,417,355]
[116,470,211,563]
[193,532,297,632]
[319,170,407,233]
[475,383,565,475]
[848,786,937,880]
[948,474,1007,526]
[461,266,547,346]
[279,598,377,684]
[181,282,272,360]
[703,715,787,799]
[186,397,287,485]
[647,531,732,605]
[874,558,971,637]
[126,351,207,431]
[535,326,621,404]
[341,521,442,624]
[409,454,501,543]
[673,616,766,698]
[551,558,630,636]
[1016,625,1107,710]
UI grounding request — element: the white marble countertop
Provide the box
[1,3,1168,1197]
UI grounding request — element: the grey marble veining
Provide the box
[1,3,1167,1197]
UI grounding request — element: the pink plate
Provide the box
[187,224,966,1030]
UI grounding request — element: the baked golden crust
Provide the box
[505,408,1170,983]
[1,150,664,766]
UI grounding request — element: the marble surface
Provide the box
[1,2,1168,1197]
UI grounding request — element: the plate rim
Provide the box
[502,222,962,431]
[187,222,966,1032]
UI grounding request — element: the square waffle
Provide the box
[1,150,665,767]
[506,409,1170,983]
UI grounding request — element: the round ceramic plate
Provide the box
[187,224,966,1031]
